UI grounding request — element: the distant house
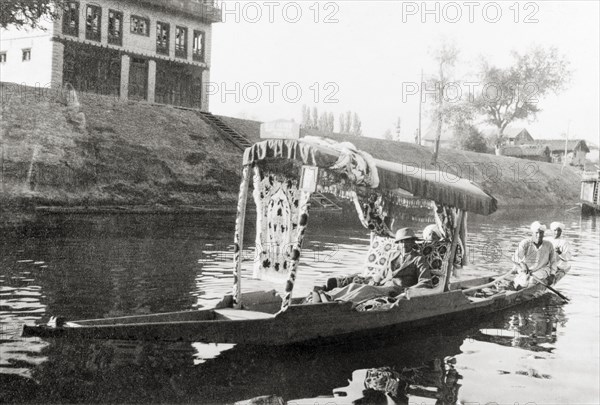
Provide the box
[421,119,454,148]
[499,144,551,162]
[480,127,534,145]
[533,139,590,167]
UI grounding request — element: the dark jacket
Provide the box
[387,251,433,289]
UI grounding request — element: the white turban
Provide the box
[530,221,546,232]
[550,222,565,231]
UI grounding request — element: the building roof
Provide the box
[480,127,532,139]
[500,144,550,157]
[533,139,590,153]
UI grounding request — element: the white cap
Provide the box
[550,222,565,231]
[530,221,546,232]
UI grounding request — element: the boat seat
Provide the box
[213,308,275,321]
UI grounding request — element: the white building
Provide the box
[0,0,221,109]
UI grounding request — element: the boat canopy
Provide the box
[243,138,497,216]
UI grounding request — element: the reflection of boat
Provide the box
[23,138,570,345]
[580,169,600,215]
[27,326,468,404]
[470,295,567,352]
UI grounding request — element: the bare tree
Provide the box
[318,111,328,132]
[312,107,319,129]
[352,113,362,136]
[345,111,352,135]
[429,41,459,164]
[338,113,346,133]
[475,46,571,152]
[327,112,334,133]
[395,117,402,141]
[301,105,311,128]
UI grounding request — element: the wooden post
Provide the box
[232,165,251,309]
[443,209,465,292]
[279,189,311,313]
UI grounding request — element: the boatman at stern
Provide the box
[513,221,557,287]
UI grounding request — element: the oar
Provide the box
[529,274,570,302]
[511,259,570,302]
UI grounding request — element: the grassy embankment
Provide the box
[0,83,242,215]
[0,82,581,218]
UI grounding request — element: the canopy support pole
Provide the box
[279,189,311,313]
[443,209,465,292]
[232,165,251,309]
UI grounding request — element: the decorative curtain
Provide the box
[252,166,301,281]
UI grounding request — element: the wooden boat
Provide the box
[22,137,569,345]
[581,169,600,215]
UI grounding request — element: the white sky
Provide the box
[209,0,600,146]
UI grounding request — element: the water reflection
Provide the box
[473,296,567,353]
[13,326,468,404]
[0,208,598,403]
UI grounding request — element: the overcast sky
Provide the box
[209,0,599,146]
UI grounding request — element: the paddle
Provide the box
[528,274,570,302]
[511,259,570,302]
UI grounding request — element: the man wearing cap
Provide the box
[513,221,557,287]
[549,222,572,273]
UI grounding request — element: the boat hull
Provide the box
[581,201,600,215]
[22,276,563,345]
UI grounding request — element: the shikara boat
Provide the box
[22,137,569,345]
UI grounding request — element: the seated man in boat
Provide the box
[549,222,572,275]
[323,228,432,304]
[380,228,433,289]
[513,221,557,288]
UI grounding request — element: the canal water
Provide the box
[0,207,598,404]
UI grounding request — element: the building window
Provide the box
[62,1,79,37]
[85,4,101,42]
[156,22,170,55]
[22,49,31,61]
[131,15,150,36]
[175,26,187,59]
[193,30,205,62]
[0,52,6,63]
[108,9,123,46]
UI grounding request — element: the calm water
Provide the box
[0,208,598,404]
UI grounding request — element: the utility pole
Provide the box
[432,62,443,165]
[563,120,571,168]
[418,68,423,146]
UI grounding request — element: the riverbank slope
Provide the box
[1,83,581,219]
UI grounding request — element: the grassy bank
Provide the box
[1,83,581,217]
[0,83,243,211]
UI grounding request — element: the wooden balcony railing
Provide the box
[136,0,222,23]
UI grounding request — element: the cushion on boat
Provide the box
[355,295,398,311]
[364,235,399,278]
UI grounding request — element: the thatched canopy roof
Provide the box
[243,139,498,215]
